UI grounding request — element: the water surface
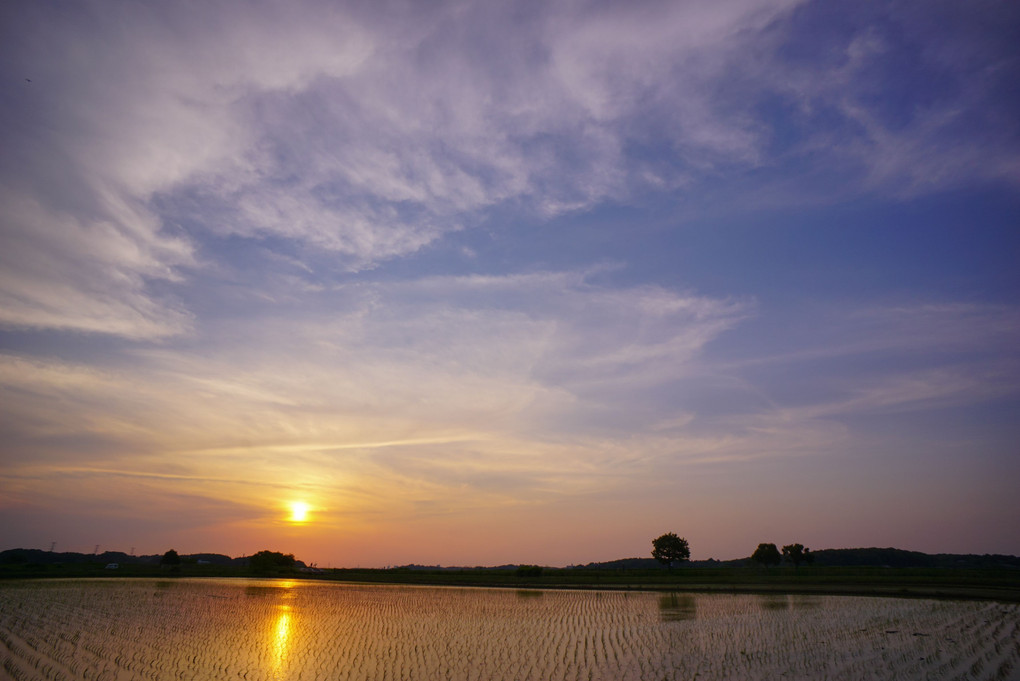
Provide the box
[1,578,1017,680]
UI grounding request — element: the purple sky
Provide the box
[1,0,1018,567]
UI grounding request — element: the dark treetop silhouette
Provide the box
[782,543,813,568]
[160,549,181,566]
[751,543,781,566]
[651,533,690,568]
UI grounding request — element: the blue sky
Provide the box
[1,0,1018,566]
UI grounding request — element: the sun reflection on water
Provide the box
[272,607,291,674]
[268,581,298,678]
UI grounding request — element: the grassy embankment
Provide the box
[3,561,1018,602]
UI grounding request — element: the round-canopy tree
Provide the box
[160,549,181,566]
[249,550,297,573]
[651,532,690,568]
[751,542,781,567]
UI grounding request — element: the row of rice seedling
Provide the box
[1,579,1017,680]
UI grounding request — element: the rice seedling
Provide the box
[0,578,1016,680]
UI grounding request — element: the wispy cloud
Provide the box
[0,272,744,524]
[3,274,1016,541]
[7,0,1015,339]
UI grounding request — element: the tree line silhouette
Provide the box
[652,534,814,569]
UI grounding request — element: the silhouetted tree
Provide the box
[651,532,690,568]
[249,550,297,573]
[160,549,181,566]
[751,543,781,567]
[782,543,813,568]
[516,565,544,578]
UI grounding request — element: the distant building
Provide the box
[105,563,119,569]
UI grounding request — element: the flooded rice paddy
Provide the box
[1,578,1018,681]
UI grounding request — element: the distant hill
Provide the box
[0,548,289,568]
[0,549,155,566]
[575,557,744,569]
[808,548,1020,569]
[3,546,1017,571]
[578,548,1020,570]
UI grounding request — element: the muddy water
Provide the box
[1,578,1017,680]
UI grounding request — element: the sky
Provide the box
[1,0,1018,568]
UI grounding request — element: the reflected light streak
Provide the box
[269,582,297,678]
[271,606,291,676]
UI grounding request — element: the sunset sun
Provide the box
[288,502,311,524]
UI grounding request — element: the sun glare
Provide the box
[288,502,310,523]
